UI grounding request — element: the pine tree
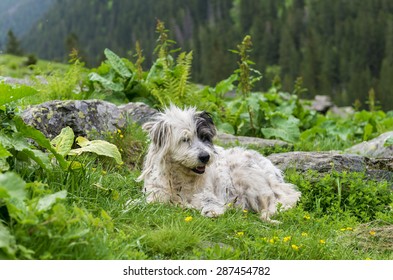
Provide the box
[5,29,23,56]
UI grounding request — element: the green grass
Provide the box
[3,125,392,260]
[1,51,392,261]
[0,54,69,78]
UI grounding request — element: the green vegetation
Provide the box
[12,0,393,111]
[1,23,392,260]
[0,54,68,78]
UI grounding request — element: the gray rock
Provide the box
[1,76,47,86]
[268,151,393,181]
[216,132,291,149]
[346,131,393,158]
[118,102,158,125]
[268,151,365,173]
[311,95,333,113]
[21,99,125,139]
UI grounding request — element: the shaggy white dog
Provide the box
[137,105,301,222]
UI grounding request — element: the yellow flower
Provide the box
[269,238,275,244]
[117,129,122,134]
[283,236,292,242]
[303,214,311,220]
[243,209,248,213]
[184,216,193,222]
[301,232,308,237]
[319,239,326,244]
[291,244,300,251]
[369,230,376,236]
[101,170,107,175]
[340,227,353,232]
[236,231,244,237]
[119,134,124,138]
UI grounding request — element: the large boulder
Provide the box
[345,131,393,158]
[118,102,158,125]
[216,132,291,150]
[21,99,125,139]
[268,151,393,181]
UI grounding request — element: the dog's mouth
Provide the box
[191,165,206,174]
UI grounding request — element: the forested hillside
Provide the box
[0,0,54,47]
[17,0,393,110]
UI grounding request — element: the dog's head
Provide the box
[143,105,216,175]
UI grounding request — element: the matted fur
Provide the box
[137,105,301,222]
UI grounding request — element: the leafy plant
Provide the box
[287,170,393,222]
[88,20,197,108]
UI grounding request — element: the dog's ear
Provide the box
[142,119,171,148]
[195,111,216,143]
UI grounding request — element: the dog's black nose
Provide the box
[198,153,210,164]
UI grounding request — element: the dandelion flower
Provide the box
[283,236,291,242]
[236,231,244,237]
[346,227,353,231]
[303,214,311,220]
[319,239,326,244]
[184,216,193,222]
[243,209,248,213]
[369,230,376,236]
[291,244,300,251]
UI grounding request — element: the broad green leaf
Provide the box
[51,127,75,156]
[0,158,9,172]
[0,223,16,259]
[217,122,235,135]
[104,48,132,78]
[0,172,27,221]
[0,143,12,158]
[0,133,50,170]
[0,83,37,106]
[214,73,237,95]
[69,136,123,165]
[36,190,67,212]
[262,115,300,143]
[88,72,124,91]
[13,116,68,170]
[0,172,26,200]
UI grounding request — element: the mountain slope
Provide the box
[0,0,55,50]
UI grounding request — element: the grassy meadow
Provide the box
[1,41,392,260]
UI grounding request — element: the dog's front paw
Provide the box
[201,206,225,218]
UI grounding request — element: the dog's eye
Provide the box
[200,134,211,143]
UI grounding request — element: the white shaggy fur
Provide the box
[137,105,301,222]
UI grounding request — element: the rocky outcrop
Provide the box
[268,151,393,181]
[118,102,158,125]
[21,100,125,139]
[345,131,393,158]
[216,132,291,149]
